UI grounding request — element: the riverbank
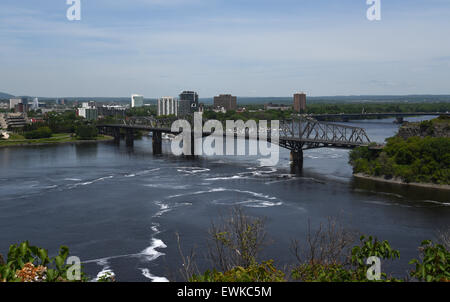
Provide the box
[0,134,114,148]
[354,173,450,191]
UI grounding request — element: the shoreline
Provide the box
[353,173,450,191]
[0,136,114,149]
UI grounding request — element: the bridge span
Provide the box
[311,112,449,123]
[98,117,371,169]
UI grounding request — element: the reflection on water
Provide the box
[75,143,98,158]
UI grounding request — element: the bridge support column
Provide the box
[113,128,121,145]
[290,150,303,170]
[152,131,162,155]
[125,129,134,147]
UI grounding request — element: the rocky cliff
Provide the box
[397,116,450,139]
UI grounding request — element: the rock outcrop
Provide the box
[397,117,450,139]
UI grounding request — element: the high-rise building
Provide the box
[10,98,28,113]
[178,91,199,116]
[158,97,178,116]
[131,94,144,108]
[9,98,23,110]
[77,102,98,121]
[213,94,237,112]
[293,92,307,113]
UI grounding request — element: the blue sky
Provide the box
[1,0,450,97]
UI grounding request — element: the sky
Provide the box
[0,0,450,98]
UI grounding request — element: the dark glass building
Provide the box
[178,91,199,116]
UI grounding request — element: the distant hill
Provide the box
[0,92,14,99]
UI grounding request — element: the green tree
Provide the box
[75,124,98,140]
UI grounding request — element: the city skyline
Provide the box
[1,0,450,97]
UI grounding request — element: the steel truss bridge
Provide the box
[98,116,371,168]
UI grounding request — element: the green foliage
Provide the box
[409,240,450,282]
[0,241,88,282]
[23,126,52,139]
[75,124,98,140]
[291,263,356,282]
[349,134,450,184]
[46,111,82,133]
[305,102,450,116]
[350,236,400,281]
[190,260,285,282]
[291,235,400,282]
[126,106,156,117]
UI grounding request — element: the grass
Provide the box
[0,133,113,147]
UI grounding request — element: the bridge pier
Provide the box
[113,128,121,145]
[290,150,303,170]
[152,131,162,155]
[125,128,134,147]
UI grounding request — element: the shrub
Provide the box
[291,235,401,282]
[24,127,52,139]
[207,207,268,272]
[75,124,98,140]
[291,263,355,282]
[0,241,88,282]
[190,260,285,282]
[409,240,450,282]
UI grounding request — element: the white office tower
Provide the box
[32,98,39,110]
[131,94,144,108]
[157,97,178,116]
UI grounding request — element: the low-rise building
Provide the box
[98,105,127,118]
[0,114,7,129]
[2,113,28,129]
[264,103,292,111]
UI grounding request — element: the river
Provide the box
[0,116,448,281]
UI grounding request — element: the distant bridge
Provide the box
[311,112,449,123]
[98,117,371,168]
